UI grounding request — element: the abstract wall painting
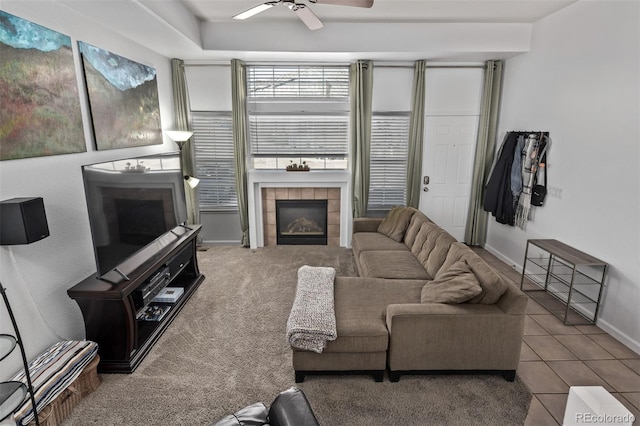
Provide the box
[0,11,85,160]
[79,42,162,150]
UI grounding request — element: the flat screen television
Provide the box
[82,152,188,277]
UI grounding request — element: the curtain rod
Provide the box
[182,62,487,70]
[376,64,485,69]
[182,62,230,67]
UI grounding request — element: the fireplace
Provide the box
[276,200,328,245]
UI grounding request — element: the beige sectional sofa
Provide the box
[292,207,528,382]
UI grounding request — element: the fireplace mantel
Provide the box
[247,170,352,249]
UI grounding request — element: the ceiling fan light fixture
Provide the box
[233,0,369,31]
[233,2,277,20]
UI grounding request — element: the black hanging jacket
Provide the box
[483,132,520,225]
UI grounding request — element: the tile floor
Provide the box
[472,248,640,425]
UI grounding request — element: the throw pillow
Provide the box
[377,206,414,242]
[421,260,482,304]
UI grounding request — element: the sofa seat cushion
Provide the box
[352,232,409,255]
[358,250,431,280]
[325,277,424,353]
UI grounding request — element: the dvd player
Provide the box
[133,266,170,309]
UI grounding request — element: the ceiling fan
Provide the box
[233,0,374,31]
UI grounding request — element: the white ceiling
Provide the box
[183,0,575,24]
[27,0,578,61]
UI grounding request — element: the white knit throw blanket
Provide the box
[286,265,337,353]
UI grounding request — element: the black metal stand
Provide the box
[0,285,40,426]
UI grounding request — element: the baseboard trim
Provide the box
[200,240,242,245]
[594,319,640,356]
[483,243,522,272]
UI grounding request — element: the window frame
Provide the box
[191,110,238,211]
[246,64,350,170]
[367,111,411,212]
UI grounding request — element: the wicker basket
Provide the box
[28,355,101,426]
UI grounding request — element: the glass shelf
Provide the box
[527,257,604,289]
[0,335,17,362]
[524,259,602,304]
[0,381,27,422]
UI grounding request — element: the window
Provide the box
[191,111,237,209]
[368,113,410,211]
[247,65,349,169]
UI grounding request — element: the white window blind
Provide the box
[247,65,349,99]
[368,113,410,211]
[191,111,237,209]
[249,114,348,156]
[247,65,349,168]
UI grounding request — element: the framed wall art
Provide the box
[0,11,85,160]
[79,41,162,150]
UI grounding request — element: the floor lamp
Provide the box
[0,197,49,426]
[165,131,200,189]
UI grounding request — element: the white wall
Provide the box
[487,1,640,353]
[372,66,414,112]
[0,2,175,376]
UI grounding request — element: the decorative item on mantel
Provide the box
[286,160,310,172]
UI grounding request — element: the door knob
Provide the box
[423,187,429,192]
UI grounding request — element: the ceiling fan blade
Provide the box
[292,4,324,30]
[310,0,373,8]
[233,1,279,20]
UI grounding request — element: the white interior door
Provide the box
[419,116,479,240]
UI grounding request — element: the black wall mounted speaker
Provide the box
[0,197,50,245]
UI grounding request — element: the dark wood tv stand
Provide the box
[68,225,205,373]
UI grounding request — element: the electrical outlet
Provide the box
[548,186,563,199]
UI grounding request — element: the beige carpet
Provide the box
[64,245,531,425]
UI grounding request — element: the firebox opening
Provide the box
[276,199,328,245]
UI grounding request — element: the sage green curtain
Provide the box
[349,60,373,218]
[231,59,250,247]
[170,58,199,226]
[464,60,504,246]
[405,60,426,208]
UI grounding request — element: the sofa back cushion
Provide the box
[410,222,431,256]
[403,209,431,249]
[438,241,473,273]
[377,206,415,242]
[410,222,456,278]
[421,260,483,303]
[437,242,509,304]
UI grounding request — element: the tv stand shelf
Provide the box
[68,225,204,373]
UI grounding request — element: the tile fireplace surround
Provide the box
[247,170,352,250]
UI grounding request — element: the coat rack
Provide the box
[483,131,551,229]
